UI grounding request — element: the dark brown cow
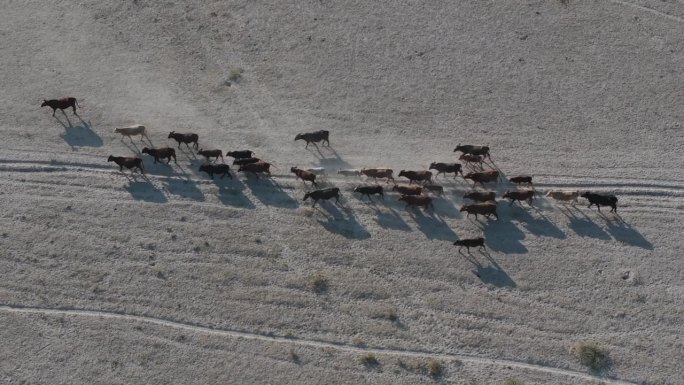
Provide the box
[392,185,422,195]
[198,149,223,162]
[303,187,340,207]
[502,190,535,206]
[398,170,433,185]
[423,184,444,196]
[429,162,463,178]
[464,170,499,186]
[453,144,491,159]
[291,167,317,186]
[168,131,199,150]
[510,175,533,185]
[107,155,144,174]
[142,147,177,164]
[398,194,433,210]
[238,161,272,178]
[41,97,80,116]
[353,185,384,201]
[454,237,486,252]
[463,191,496,202]
[295,130,330,148]
[460,202,498,219]
[233,157,260,166]
[226,150,254,159]
[199,163,232,179]
[459,153,485,167]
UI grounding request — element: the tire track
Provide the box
[0,304,637,385]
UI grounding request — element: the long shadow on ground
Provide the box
[559,205,611,240]
[314,201,370,240]
[602,213,653,250]
[460,249,516,288]
[55,115,103,148]
[243,176,299,208]
[125,174,167,203]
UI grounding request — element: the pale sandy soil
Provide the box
[0,1,682,384]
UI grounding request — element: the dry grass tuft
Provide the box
[574,342,610,371]
[309,274,329,294]
[359,352,379,367]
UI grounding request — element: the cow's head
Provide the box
[40,100,48,107]
[167,131,175,138]
[294,134,303,141]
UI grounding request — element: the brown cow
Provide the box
[198,149,223,162]
[463,191,496,202]
[510,175,533,185]
[291,167,317,186]
[423,184,444,196]
[361,168,394,183]
[464,170,499,186]
[454,237,486,252]
[41,97,80,116]
[398,194,433,210]
[142,147,176,164]
[459,153,484,167]
[238,161,272,178]
[398,170,433,185]
[392,185,422,195]
[460,202,498,219]
[107,155,144,174]
[502,190,535,206]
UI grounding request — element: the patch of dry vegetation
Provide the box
[574,342,610,371]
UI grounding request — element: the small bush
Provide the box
[372,307,398,322]
[309,274,329,294]
[575,342,609,371]
[426,359,444,377]
[288,349,300,363]
[352,337,366,347]
[228,69,243,81]
[359,353,379,367]
[503,379,525,385]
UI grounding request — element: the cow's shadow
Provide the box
[432,196,462,219]
[374,207,412,232]
[602,214,653,250]
[314,201,370,239]
[461,249,516,288]
[214,177,254,209]
[409,209,457,241]
[55,115,103,148]
[243,176,299,208]
[125,175,167,203]
[480,215,528,254]
[560,205,611,240]
[507,204,565,239]
[308,146,354,170]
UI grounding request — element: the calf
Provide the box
[454,237,486,252]
[460,202,498,219]
[459,153,484,167]
[291,167,318,186]
[107,155,144,174]
[581,192,618,213]
[429,162,463,178]
[546,190,579,204]
[464,170,499,186]
[41,97,79,116]
[168,131,199,150]
[423,184,444,196]
[464,191,496,202]
[398,170,433,185]
[238,161,272,178]
[338,169,361,177]
[199,163,232,179]
[303,187,340,207]
[392,185,422,195]
[398,194,433,210]
[354,185,384,201]
[510,175,533,185]
[502,190,535,206]
[361,168,395,183]
[141,147,176,164]
[198,149,223,162]
[233,157,260,166]
[115,125,147,141]
[226,150,254,159]
[295,130,330,148]
[453,144,491,159]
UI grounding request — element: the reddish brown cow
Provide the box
[41,97,80,116]
[460,202,498,219]
[502,190,535,206]
[398,194,433,210]
[238,161,272,178]
[392,185,422,195]
[291,167,317,186]
[464,170,499,186]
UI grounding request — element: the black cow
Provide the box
[41,97,80,116]
[141,147,177,164]
[429,162,463,178]
[453,144,491,159]
[581,192,618,213]
[168,131,199,149]
[454,237,485,252]
[353,185,384,201]
[199,163,232,179]
[232,157,260,166]
[226,150,254,159]
[303,187,340,207]
[295,130,330,148]
[107,156,144,174]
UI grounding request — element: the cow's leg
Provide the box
[509,199,515,207]
[52,108,57,116]
[305,141,309,148]
[119,165,124,171]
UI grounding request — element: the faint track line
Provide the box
[608,0,684,23]
[0,304,637,385]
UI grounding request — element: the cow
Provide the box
[453,144,491,159]
[502,190,535,206]
[337,169,361,177]
[41,97,80,116]
[464,170,499,186]
[464,191,496,202]
[361,168,395,183]
[454,237,486,252]
[141,147,176,164]
[115,125,148,141]
[226,150,254,159]
[291,167,318,186]
[510,175,533,185]
[306,167,326,176]
[168,131,199,150]
[460,202,498,219]
[423,184,444,196]
[459,153,485,167]
[303,187,340,207]
[199,163,232,179]
[232,157,260,166]
[198,149,223,162]
[107,156,144,174]
[398,170,433,185]
[353,185,384,201]
[398,194,433,210]
[295,130,330,148]
[392,185,422,196]
[581,192,618,213]
[429,162,463,178]
[238,161,272,178]
[546,190,579,204]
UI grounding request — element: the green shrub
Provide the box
[575,342,609,371]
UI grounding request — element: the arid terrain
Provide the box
[1,1,683,384]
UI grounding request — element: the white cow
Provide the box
[546,190,579,204]
[306,167,326,176]
[337,169,361,177]
[115,124,148,141]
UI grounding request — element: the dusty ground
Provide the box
[0,0,682,384]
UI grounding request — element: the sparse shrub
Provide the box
[228,69,243,82]
[288,349,300,363]
[352,337,366,347]
[372,307,398,322]
[309,274,328,294]
[359,352,379,367]
[575,342,609,371]
[503,378,525,385]
[427,359,444,377]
